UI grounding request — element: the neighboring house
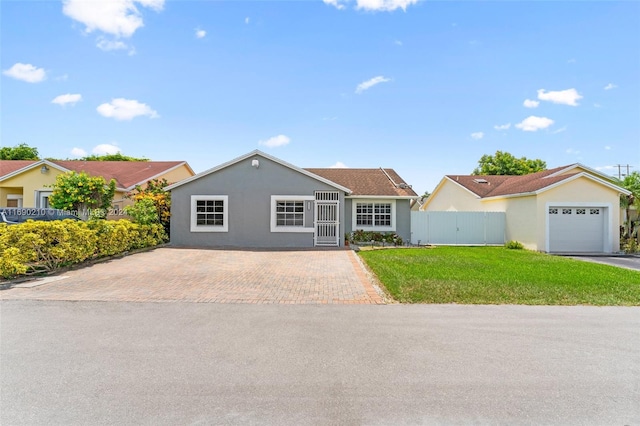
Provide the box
[421,164,631,253]
[166,150,417,248]
[0,159,194,212]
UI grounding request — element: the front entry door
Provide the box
[314,191,339,247]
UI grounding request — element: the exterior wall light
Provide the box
[40,165,49,174]
[252,159,259,169]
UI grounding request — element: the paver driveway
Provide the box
[0,248,384,304]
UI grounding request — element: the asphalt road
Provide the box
[568,255,640,271]
[1,301,638,425]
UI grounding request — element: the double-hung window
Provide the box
[270,195,313,233]
[353,200,395,231]
[191,195,228,232]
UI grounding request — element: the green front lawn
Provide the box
[359,247,640,305]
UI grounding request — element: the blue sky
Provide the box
[2,0,639,194]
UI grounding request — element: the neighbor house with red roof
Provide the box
[420,164,630,253]
[0,159,194,213]
[166,150,417,248]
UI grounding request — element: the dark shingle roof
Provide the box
[446,166,581,198]
[306,168,418,197]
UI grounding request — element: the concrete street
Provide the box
[1,301,638,425]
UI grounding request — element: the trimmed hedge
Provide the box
[0,220,166,278]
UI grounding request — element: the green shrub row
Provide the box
[0,220,166,279]
[348,230,404,246]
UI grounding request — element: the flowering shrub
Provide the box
[0,220,166,279]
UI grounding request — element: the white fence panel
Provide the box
[428,211,458,244]
[411,211,505,245]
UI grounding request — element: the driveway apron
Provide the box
[0,248,384,304]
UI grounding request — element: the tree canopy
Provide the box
[472,151,547,176]
[0,143,39,160]
[77,153,149,162]
[48,171,116,219]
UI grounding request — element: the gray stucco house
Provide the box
[166,150,417,248]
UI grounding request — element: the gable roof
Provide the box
[306,168,418,198]
[444,164,630,199]
[164,150,352,193]
[0,159,193,191]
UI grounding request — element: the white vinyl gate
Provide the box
[411,211,505,245]
[314,191,339,246]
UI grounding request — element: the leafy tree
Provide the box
[619,171,640,239]
[0,143,39,160]
[125,178,171,233]
[78,153,149,161]
[472,151,547,176]
[48,171,116,219]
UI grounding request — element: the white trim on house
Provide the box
[480,172,631,201]
[347,195,416,200]
[270,195,315,233]
[545,201,613,253]
[545,163,619,183]
[123,161,194,191]
[190,195,229,232]
[351,199,396,232]
[166,150,352,194]
[0,160,69,182]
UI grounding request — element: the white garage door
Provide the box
[548,207,605,253]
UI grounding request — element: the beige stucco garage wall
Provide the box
[487,196,538,250]
[422,180,482,211]
[535,177,622,252]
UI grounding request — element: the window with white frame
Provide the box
[353,200,395,230]
[190,195,228,232]
[276,201,304,227]
[270,196,314,233]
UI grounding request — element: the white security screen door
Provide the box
[314,191,339,246]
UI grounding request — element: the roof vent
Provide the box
[474,178,489,184]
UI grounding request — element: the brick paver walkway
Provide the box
[0,248,384,304]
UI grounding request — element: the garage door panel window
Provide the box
[577,209,586,215]
[562,208,572,215]
[590,208,600,215]
[549,208,558,214]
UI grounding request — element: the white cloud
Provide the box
[470,132,484,140]
[494,123,511,131]
[323,0,346,9]
[595,165,615,172]
[566,148,580,154]
[329,161,347,168]
[195,29,206,39]
[394,40,403,46]
[593,103,602,108]
[62,0,164,38]
[245,17,250,24]
[356,0,419,11]
[604,83,617,90]
[515,116,554,132]
[552,126,567,134]
[70,147,87,157]
[523,99,539,108]
[52,93,82,106]
[96,37,134,54]
[605,145,611,150]
[537,88,583,106]
[96,98,159,120]
[92,144,121,155]
[567,58,576,64]
[258,134,290,148]
[355,76,391,94]
[2,63,47,83]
